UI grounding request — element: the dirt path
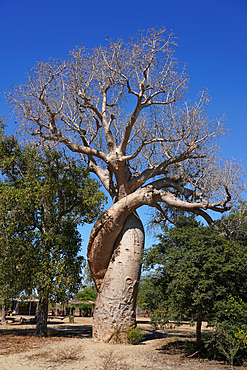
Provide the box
[0,316,230,369]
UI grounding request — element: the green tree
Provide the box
[0,124,105,336]
[141,215,247,343]
[74,286,97,316]
[75,286,97,302]
[137,274,165,312]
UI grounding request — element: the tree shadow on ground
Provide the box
[0,323,92,338]
[156,339,190,356]
[142,328,197,342]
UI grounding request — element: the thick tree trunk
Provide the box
[92,212,145,342]
[35,297,48,337]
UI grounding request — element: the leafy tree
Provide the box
[6,27,244,342]
[141,215,247,343]
[74,286,97,316]
[0,124,105,336]
[75,286,97,302]
[137,274,165,312]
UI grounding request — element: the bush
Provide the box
[126,326,144,345]
[75,286,97,301]
[69,315,74,323]
[205,296,247,367]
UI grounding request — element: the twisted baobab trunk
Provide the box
[87,182,213,342]
[88,211,144,342]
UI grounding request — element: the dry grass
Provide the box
[0,334,62,356]
[0,318,232,369]
[99,350,129,369]
[29,343,84,363]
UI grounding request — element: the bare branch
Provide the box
[7,26,243,214]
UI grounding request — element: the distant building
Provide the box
[10,298,38,316]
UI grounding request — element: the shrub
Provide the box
[110,326,128,344]
[205,296,247,367]
[33,344,83,362]
[126,326,144,345]
[69,315,74,323]
[99,350,126,369]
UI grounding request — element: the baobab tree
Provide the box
[7,27,244,342]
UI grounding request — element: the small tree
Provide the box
[0,125,105,336]
[75,286,97,316]
[7,27,244,341]
[75,286,97,302]
[141,215,247,343]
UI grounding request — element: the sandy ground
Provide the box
[0,316,232,369]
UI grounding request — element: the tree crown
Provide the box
[140,215,247,323]
[7,27,245,224]
[0,124,106,300]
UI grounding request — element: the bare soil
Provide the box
[0,316,239,369]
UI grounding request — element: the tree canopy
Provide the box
[140,215,247,342]
[0,121,106,335]
[75,286,97,302]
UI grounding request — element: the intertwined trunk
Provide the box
[91,212,145,342]
[35,296,48,337]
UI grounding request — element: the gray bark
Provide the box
[92,213,144,342]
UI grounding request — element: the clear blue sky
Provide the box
[0,0,246,254]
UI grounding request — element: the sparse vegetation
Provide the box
[99,351,127,370]
[0,318,238,368]
[35,344,84,362]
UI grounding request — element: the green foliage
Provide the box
[140,215,247,342]
[75,286,97,302]
[78,303,90,316]
[110,326,144,345]
[149,309,169,330]
[205,296,247,366]
[137,274,165,312]
[74,286,97,316]
[69,315,75,323]
[126,326,144,345]
[0,124,106,304]
[110,326,128,344]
